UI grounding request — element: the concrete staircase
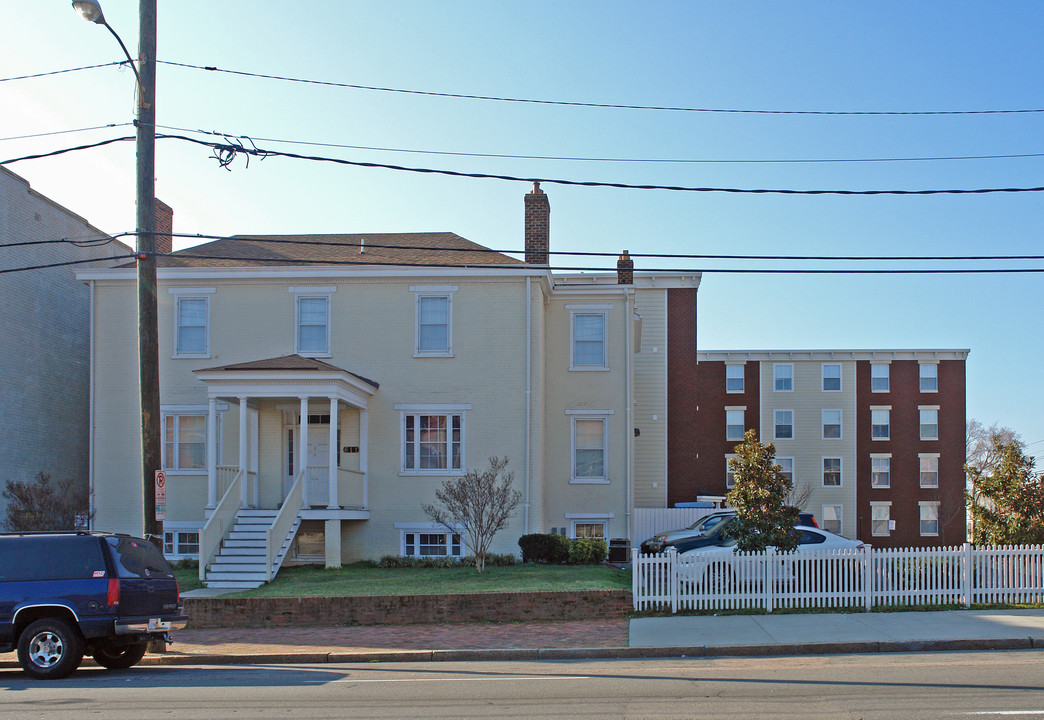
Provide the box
[204,509,299,589]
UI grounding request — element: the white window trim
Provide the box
[919,501,941,537]
[161,405,209,476]
[871,501,892,537]
[774,409,794,441]
[571,415,609,484]
[169,288,214,359]
[773,363,794,392]
[919,406,940,441]
[822,456,842,487]
[565,513,614,539]
[871,406,891,441]
[919,361,939,393]
[820,504,843,534]
[821,363,842,392]
[870,453,891,488]
[725,406,746,442]
[412,286,457,358]
[725,364,745,393]
[162,521,203,560]
[777,456,795,485]
[569,308,610,371]
[919,452,941,488]
[821,409,843,440]
[395,522,466,558]
[725,454,738,488]
[870,363,891,393]
[399,407,467,476]
[290,287,335,357]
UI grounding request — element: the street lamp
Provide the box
[73,0,162,548]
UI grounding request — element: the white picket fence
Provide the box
[632,543,1044,613]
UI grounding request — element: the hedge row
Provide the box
[518,534,608,564]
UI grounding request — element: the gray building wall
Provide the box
[0,166,129,523]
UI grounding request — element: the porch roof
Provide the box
[194,355,379,408]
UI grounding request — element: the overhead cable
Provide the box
[0,61,125,83]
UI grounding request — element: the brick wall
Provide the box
[183,590,633,628]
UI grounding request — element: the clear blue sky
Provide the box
[4,2,1042,462]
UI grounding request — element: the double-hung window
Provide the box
[412,286,456,357]
[170,289,213,357]
[291,287,334,356]
[822,409,842,439]
[726,408,745,441]
[400,408,465,474]
[871,363,890,392]
[919,454,940,487]
[871,455,891,488]
[777,457,794,485]
[163,412,206,473]
[774,363,793,392]
[871,408,890,440]
[823,457,842,486]
[726,364,745,393]
[919,407,939,440]
[919,363,938,392]
[871,503,891,536]
[572,416,608,482]
[726,455,738,488]
[919,501,940,536]
[570,308,608,370]
[774,409,794,439]
[821,505,842,534]
[822,363,841,391]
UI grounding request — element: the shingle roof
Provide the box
[153,232,521,269]
[196,355,379,388]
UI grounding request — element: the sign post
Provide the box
[154,470,166,521]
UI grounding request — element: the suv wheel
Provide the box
[93,642,148,670]
[17,619,85,680]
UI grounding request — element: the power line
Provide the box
[0,254,138,275]
[157,60,1044,117]
[0,234,129,249]
[154,123,1044,166]
[0,123,133,143]
[7,133,1044,196]
[0,61,125,83]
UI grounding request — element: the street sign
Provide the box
[155,470,166,520]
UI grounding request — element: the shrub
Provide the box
[518,533,572,563]
[569,537,608,565]
[548,534,572,563]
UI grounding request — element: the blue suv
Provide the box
[0,532,188,679]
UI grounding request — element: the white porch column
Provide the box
[238,396,249,508]
[206,396,218,509]
[299,396,309,508]
[327,398,339,509]
[360,409,369,508]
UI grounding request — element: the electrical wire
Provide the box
[0,235,130,250]
[153,123,1044,166]
[0,123,133,143]
[157,60,1044,117]
[0,61,125,83]
[0,254,138,274]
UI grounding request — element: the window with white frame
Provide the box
[726,408,745,441]
[823,457,841,486]
[570,310,607,369]
[292,288,333,356]
[871,455,891,488]
[413,287,455,357]
[822,363,841,392]
[572,521,606,539]
[774,409,794,439]
[404,531,462,558]
[821,505,842,534]
[402,411,463,473]
[822,409,842,439]
[726,455,738,488]
[726,364,745,393]
[871,363,890,392]
[919,501,940,536]
[777,457,794,485]
[163,412,206,472]
[572,417,608,482]
[172,291,212,357]
[919,454,940,487]
[163,528,201,559]
[871,408,890,440]
[774,363,793,392]
[919,363,938,392]
[919,407,939,440]
[871,503,891,536]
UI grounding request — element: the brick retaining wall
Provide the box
[183,590,633,628]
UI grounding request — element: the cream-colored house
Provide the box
[79,186,699,587]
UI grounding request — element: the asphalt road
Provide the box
[2,650,1043,719]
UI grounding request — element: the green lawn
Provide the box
[185,563,631,598]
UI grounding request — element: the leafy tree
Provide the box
[966,420,1023,538]
[3,472,92,531]
[725,430,800,552]
[967,438,1044,545]
[422,456,522,573]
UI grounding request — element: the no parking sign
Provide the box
[155,470,166,520]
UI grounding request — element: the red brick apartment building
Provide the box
[667,342,968,547]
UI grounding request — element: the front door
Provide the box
[306,433,329,506]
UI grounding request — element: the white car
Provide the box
[679,526,864,591]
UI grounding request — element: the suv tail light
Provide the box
[106,577,120,607]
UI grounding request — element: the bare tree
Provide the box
[3,473,93,532]
[422,456,522,573]
[785,479,814,512]
[966,420,1022,539]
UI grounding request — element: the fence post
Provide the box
[668,548,679,614]
[631,548,639,611]
[764,550,774,613]
[864,545,873,612]
[962,542,972,609]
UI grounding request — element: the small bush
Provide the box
[518,533,572,563]
[549,534,572,563]
[378,554,521,569]
[569,537,608,565]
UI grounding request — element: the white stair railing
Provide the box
[199,469,243,583]
[266,468,305,581]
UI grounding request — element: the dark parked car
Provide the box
[640,511,818,554]
[0,532,188,679]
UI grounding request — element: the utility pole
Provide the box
[135,0,162,547]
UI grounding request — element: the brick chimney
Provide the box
[155,199,173,256]
[524,182,549,265]
[617,250,634,284]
